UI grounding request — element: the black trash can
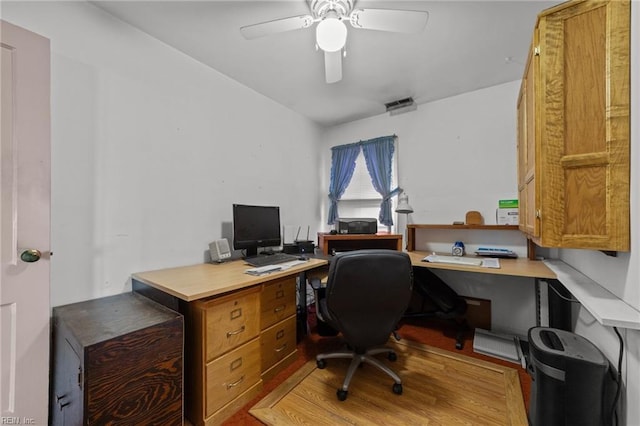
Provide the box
[528,327,616,426]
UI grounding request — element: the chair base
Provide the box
[316,346,403,400]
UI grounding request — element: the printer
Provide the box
[337,218,377,234]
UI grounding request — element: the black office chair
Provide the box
[312,249,413,401]
[403,266,468,349]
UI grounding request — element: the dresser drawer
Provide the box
[261,277,296,330]
[261,315,297,372]
[205,338,261,418]
[199,287,260,361]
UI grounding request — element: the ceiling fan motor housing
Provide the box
[309,0,354,18]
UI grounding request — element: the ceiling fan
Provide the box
[240,0,429,84]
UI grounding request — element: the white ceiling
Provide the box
[92,0,557,127]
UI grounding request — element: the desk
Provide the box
[132,257,328,425]
[407,251,556,279]
[407,251,558,335]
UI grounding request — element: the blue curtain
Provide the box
[361,135,399,226]
[327,142,361,224]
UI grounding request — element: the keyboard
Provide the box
[245,259,308,276]
[422,254,483,266]
[245,253,299,267]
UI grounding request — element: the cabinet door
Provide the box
[538,0,629,250]
[51,337,82,426]
[518,31,539,238]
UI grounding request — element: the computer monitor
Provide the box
[232,204,282,258]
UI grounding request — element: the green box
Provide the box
[498,199,519,209]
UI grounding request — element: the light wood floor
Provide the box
[249,339,527,425]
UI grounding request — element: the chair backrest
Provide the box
[325,249,413,349]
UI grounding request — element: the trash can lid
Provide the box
[528,327,608,369]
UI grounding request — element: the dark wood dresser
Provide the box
[51,292,183,425]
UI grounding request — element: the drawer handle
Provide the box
[227,375,245,389]
[276,290,284,299]
[275,343,287,352]
[226,325,245,338]
[230,357,243,371]
[273,305,285,313]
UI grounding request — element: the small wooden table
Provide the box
[317,232,403,255]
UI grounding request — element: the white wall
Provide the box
[319,81,536,337]
[2,2,323,307]
[320,81,521,226]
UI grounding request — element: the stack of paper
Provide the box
[473,328,521,365]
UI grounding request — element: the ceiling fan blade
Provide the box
[240,15,314,40]
[349,9,429,33]
[324,50,342,84]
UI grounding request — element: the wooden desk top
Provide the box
[407,251,556,279]
[132,258,328,302]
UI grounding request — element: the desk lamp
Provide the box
[395,192,414,249]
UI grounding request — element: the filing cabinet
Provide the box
[50,293,183,425]
[186,278,298,425]
[260,277,298,382]
[187,286,262,426]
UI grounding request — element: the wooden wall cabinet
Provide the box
[517,0,630,251]
[51,293,183,425]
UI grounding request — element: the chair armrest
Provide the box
[310,277,323,290]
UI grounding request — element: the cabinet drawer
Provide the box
[199,287,260,361]
[261,277,296,330]
[205,338,261,418]
[261,315,297,372]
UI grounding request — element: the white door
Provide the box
[0,20,51,424]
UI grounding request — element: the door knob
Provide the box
[20,249,42,263]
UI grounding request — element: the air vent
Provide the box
[385,97,417,115]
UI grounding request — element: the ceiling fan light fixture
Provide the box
[316,17,347,52]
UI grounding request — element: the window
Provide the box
[338,149,398,232]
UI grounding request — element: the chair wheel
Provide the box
[388,351,397,362]
[337,389,348,401]
[316,359,326,369]
[392,383,403,395]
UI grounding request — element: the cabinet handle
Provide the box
[226,375,245,389]
[275,343,288,352]
[273,305,285,313]
[535,209,541,218]
[226,325,245,337]
[230,357,243,371]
